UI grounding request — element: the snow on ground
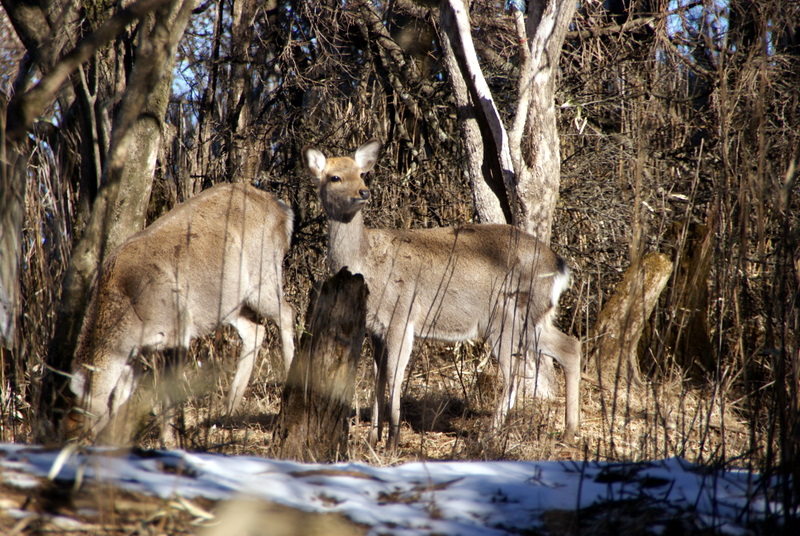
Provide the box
[0,443,784,535]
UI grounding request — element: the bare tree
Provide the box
[439,0,577,244]
[1,0,82,352]
[2,0,195,436]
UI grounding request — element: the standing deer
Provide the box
[69,183,295,442]
[304,139,581,450]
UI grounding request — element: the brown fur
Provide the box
[304,140,581,450]
[70,183,295,442]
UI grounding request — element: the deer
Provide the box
[68,182,295,442]
[304,139,581,451]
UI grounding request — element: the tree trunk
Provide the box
[666,215,716,378]
[0,137,24,350]
[225,0,260,183]
[276,269,368,462]
[28,0,196,440]
[438,0,577,242]
[509,0,577,243]
[439,0,513,225]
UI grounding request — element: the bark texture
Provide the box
[0,106,23,349]
[276,269,368,462]
[591,252,673,389]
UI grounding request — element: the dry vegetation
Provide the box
[1,1,799,531]
[0,477,367,535]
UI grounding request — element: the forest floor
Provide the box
[131,337,751,466]
[0,336,771,535]
[0,443,783,536]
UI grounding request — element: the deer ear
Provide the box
[304,147,327,179]
[354,138,382,173]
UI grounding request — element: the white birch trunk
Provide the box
[439,0,577,243]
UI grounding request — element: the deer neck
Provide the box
[327,211,367,273]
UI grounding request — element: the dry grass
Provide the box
[80,326,750,471]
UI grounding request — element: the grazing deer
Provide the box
[304,139,581,450]
[69,183,295,442]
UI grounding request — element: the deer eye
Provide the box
[330,175,342,183]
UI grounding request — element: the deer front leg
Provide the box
[384,324,415,451]
[539,324,582,439]
[369,335,388,447]
[69,354,137,442]
[278,300,296,377]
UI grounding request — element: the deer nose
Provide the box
[359,189,370,200]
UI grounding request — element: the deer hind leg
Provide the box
[518,339,558,403]
[226,314,266,416]
[247,284,295,378]
[537,323,582,438]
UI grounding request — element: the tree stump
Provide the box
[666,216,716,378]
[276,269,368,462]
[590,252,673,391]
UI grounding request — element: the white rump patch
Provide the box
[550,266,571,307]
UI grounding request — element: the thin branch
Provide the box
[358,2,447,143]
[566,16,656,40]
[5,0,173,143]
